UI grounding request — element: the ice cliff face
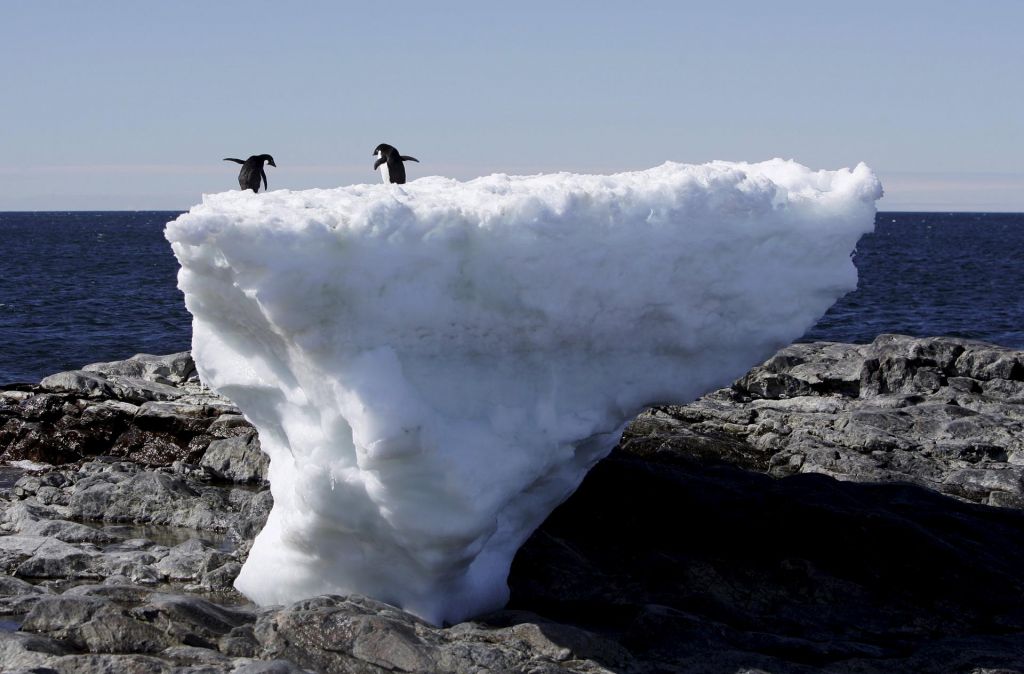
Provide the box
[165,160,881,625]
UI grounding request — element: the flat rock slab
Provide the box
[625,334,1024,508]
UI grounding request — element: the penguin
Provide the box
[373,144,419,184]
[223,154,276,192]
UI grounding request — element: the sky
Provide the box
[1,1,1021,211]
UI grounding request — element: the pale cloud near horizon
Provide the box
[878,172,1024,212]
[2,166,1021,213]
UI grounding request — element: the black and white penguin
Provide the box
[223,154,276,192]
[373,144,419,184]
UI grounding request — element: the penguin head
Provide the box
[373,143,396,159]
[258,154,277,167]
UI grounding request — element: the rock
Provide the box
[37,371,114,398]
[0,632,68,671]
[201,561,243,591]
[2,352,236,466]
[208,413,255,436]
[0,575,53,615]
[20,595,113,635]
[252,594,625,674]
[154,539,229,582]
[130,593,255,649]
[6,338,1024,672]
[66,467,227,530]
[231,659,311,673]
[625,335,1024,507]
[509,448,1024,673]
[20,518,118,544]
[228,488,273,559]
[108,378,185,404]
[82,352,196,384]
[200,434,268,484]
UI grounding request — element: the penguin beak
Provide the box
[268,159,277,167]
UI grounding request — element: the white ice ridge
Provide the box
[166,160,881,625]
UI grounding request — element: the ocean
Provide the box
[0,211,1022,385]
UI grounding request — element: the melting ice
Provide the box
[166,160,882,625]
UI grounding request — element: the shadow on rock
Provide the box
[509,449,1024,673]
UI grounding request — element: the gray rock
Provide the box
[37,371,114,398]
[0,575,53,615]
[208,413,255,436]
[252,595,625,674]
[200,434,268,484]
[83,352,197,385]
[20,595,113,635]
[0,536,97,578]
[130,593,255,649]
[155,539,229,582]
[20,518,118,545]
[624,334,1024,507]
[108,378,185,404]
[67,468,225,530]
[201,561,243,591]
[231,660,312,674]
[160,644,232,666]
[0,631,68,671]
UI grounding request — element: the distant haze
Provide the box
[2,1,1021,211]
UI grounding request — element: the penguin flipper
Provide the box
[223,158,245,164]
[400,156,419,163]
[261,168,268,191]
[373,157,386,170]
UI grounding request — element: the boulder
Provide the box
[200,433,268,484]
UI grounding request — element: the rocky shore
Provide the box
[2,335,1023,673]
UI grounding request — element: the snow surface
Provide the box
[165,160,881,625]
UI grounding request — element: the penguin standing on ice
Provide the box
[373,144,419,184]
[223,154,276,192]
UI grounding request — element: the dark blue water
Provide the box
[0,211,1022,385]
[803,212,1024,348]
[0,211,190,384]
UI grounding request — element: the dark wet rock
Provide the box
[2,352,246,466]
[200,433,268,484]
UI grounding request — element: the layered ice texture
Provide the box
[166,160,881,625]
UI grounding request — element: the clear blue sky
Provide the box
[2,1,1021,211]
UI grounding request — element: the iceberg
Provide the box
[165,160,881,625]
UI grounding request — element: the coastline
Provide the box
[2,335,1024,672]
